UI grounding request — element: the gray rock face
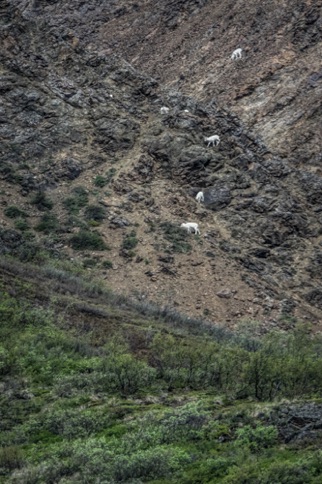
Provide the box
[269,403,322,444]
[205,186,232,211]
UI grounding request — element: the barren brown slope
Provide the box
[1,0,322,331]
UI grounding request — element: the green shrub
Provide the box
[83,258,98,268]
[65,215,88,229]
[84,205,106,222]
[26,409,111,441]
[0,345,11,375]
[4,206,27,219]
[0,446,24,471]
[70,230,107,250]
[235,424,278,452]
[30,191,53,211]
[121,230,138,250]
[63,187,88,214]
[186,456,233,482]
[258,460,312,484]
[158,402,208,442]
[102,352,156,394]
[16,242,42,262]
[102,260,113,269]
[94,175,108,187]
[106,167,116,180]
[14,219,29,231]
[35,213,59,233]
[111,446,189,481]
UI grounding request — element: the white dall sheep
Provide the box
[196,191,204,203]
[160,106,170,115]
[231,48,242,60]
[204,135,220,147]
[180,222,200,235]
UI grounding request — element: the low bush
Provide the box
[82,258,98,268]
[63,187,88,215]
[102,344,156,394]
[121,230,138,250]
[235,424,278,452]
[0,446,24,471]
[94,175,107,187]
[0,344,11,375]
[14,219,29,231]
[102,260,113,269]
[4,206,27,219]
[16,242,44,263]
[30,192,53,211]
[35,213,59,233]
[84,205,106,223]
[70,230,107,250]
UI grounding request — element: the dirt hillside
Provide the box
[1,0,322,331]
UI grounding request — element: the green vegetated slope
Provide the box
[1,256,322,483]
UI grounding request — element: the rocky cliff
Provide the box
[1,0,322,331]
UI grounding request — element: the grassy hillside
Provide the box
[1,256,322,482]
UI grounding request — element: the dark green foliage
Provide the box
[0,344,11,376]
[160,221,192,253]
[15,242,42,263]
[70,230,107,250]
[84,204,106,222]
[0,162,14,178]
[63,186,88,214]
[30,191,53,211]
[121,230,138,250]
[94,175,107,187]
[4,206,27,219]
[0,446,24,471]
[82,258,98,268]
[235,424,278,452]
[94,168,116,188]
[35,213,59,233]
[102,259,113,269]
[14,218,29,231]
[102,343,156,394]
[106,167,116,181]
[2,260,322,483]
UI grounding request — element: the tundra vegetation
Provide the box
[1,256,322,482]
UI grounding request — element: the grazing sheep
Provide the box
[180,222,200,235]
[204,134,220,147]
[196,191,204,203]
[231,48,242,60]
[160,106,170,115]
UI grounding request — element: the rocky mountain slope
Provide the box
[1,0,322,330]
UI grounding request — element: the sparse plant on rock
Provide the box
[121,230,139,251]
[160,222,192,254]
